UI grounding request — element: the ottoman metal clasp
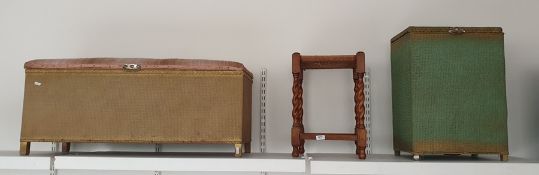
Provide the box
[123,64,141,71]
[449,27,466,35]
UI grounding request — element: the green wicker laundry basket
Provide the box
[391,27,508,161]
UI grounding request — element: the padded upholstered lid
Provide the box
[25,58,252,78]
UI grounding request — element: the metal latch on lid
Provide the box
[449,27,466,35]
[123,64,141,71]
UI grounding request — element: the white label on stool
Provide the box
[316,135,326,140]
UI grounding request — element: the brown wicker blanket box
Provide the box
[20,58,252,157]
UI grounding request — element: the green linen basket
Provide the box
[391,26,508,161]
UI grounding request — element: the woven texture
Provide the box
[391,27,508,154]
[21,69,252,144]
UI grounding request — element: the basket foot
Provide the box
[500,154,508,161]
[394,150,400,156]
[19,142,31,156]
[234,143,243,157]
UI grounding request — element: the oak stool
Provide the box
[291,52,367,159]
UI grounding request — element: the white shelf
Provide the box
[54,152,305,173]
[0,151,51,170]
[2,151,538,174]
[309,153,539,175]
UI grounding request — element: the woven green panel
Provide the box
[391,27,508,155]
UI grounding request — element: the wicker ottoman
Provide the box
[391,27,508,161]
[20,58,252,157]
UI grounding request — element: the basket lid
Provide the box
[25,58,253,78]
[391,26,503,43]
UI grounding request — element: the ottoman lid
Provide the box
[25,58,253,78]
[391,26,503,43]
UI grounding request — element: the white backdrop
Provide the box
[1,0,539,163]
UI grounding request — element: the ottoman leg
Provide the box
[62,142,71,153]
[500,154,509,161]
[20,142,31,156]
[234,143,243,157]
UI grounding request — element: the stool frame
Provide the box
[291,52,366,159]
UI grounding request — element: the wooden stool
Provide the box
[291,52,366,159]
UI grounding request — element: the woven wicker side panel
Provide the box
[410,33,508,153]
[21,70,249,144]
[242,74,252,143]
[391,33,414,152]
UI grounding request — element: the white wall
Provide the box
[1,0,539,160]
